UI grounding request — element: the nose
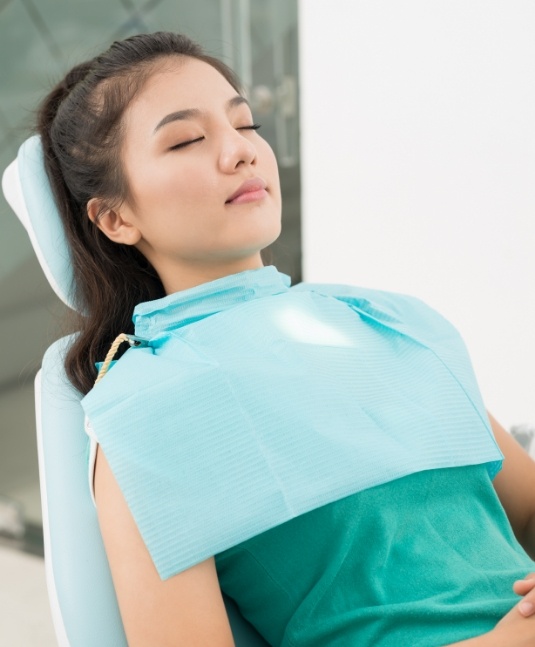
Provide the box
[218,127,257,173]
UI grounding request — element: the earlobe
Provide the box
[87,198,142,246]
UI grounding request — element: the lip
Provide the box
[226,177,268,204]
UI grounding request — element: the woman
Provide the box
[36,31,535,646]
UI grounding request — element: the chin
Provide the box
[233,219,281,247]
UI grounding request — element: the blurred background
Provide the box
[1,1,535,645]
[0,0,299,643]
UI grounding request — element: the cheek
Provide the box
[167,167,218,206]
[261,144,281,201]
[260,141,280,179]
[129,161,206,212]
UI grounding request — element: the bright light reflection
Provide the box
[273,306,355,347]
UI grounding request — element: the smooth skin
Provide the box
[89,56,535,647]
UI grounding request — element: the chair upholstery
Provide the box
[3,138,270,646]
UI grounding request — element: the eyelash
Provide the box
[169,124,262,151]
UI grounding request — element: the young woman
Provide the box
[36,31,535,646]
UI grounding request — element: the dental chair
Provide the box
[2,136,270,647]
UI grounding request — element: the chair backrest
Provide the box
[2,137,270,646]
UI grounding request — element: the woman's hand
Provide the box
[487,574,535,646]
[437,576,535,645]
[513,573,535,617]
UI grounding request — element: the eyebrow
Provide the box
[153,95,250,134]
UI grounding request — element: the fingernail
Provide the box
[519,601,534,616]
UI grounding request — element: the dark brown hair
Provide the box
[36,32,253,395]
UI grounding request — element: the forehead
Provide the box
[127,57,239,122]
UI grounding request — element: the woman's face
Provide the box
[114,56,282,293]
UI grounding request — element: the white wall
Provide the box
[298,1,535,430]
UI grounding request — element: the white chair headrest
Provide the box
[2,136,76,310]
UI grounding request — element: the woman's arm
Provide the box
[487,411,535,559]
[94,445,236,647]
[443,595,535,646]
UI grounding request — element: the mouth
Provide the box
[226,177,268,205]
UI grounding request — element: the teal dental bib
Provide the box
[81,265,503,580]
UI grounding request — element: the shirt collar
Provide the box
[132,265,292,338]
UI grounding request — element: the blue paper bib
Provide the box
[81,266,502,580]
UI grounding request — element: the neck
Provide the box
[155,253,265,295]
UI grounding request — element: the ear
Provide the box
[87,197,142,246]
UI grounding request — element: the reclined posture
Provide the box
[4,30,535,647]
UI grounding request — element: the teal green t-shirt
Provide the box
[215,464,535,646]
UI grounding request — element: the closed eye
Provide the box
[168,124,261,151]
[238,123,262,131]
[169,136,204,151]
